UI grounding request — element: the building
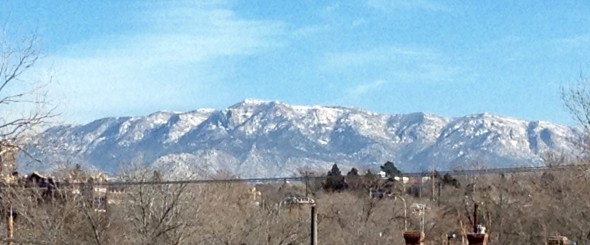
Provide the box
[0,142,17,183]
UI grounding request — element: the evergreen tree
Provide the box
[346,167,361,190]
[347,167,359,176]
[328,164,342,177]
[442,173,460,188]
[323,164,347,191]
[380,161,401,178]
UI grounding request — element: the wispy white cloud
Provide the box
[322,46,460,83]
[367,0,452,12]
[48,1,283,123]
[324,46,436,69]
[61,2,283,63]
[476,34,590,66]
[553,33,590,49]
[346,79,387,97]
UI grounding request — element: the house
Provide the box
[394,176,410,183]
[28,169,110,212]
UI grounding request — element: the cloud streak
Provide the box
[322,46,461,83]
[366,0,452,12]
[346,79,387,97]
[553,33,590,50]
[48,1,283,123]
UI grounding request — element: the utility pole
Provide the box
[473,203,478,233]
[311,205,317,245]
[418,177,422,200]
[305,174,309,197]
[437,180,441,207]
[6,207,13,245]
[431,170,435,201]
[280,196,317,244]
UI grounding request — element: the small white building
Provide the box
[394,176,410,184]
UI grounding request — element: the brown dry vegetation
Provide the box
[0,158,588,244]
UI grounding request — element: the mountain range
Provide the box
[24,100,581,178]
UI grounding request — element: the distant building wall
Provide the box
[0,143,17,183]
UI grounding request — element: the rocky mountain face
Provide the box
[24,100,581,178]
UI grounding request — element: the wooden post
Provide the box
[7,207,13,245]
[437,180,441,207]
[305,174,309,197]
[431,170,437,202]
[311,205,317,245]
[473,203,478,233]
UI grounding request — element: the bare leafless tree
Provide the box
[563,74,590,132]
[0,27,55,182]
[0,28,54,143]
[117,169,200,245]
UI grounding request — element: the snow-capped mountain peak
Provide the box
[26,101,581,178]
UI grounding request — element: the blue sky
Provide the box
[2,1,590,125]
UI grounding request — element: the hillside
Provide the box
[25,100,581,178]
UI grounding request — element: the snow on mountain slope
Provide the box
[25,100,581,177]
[165,109,215,143]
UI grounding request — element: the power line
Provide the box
[10,163,586,189]
[101,163,589,187]
[402,164,582,177]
